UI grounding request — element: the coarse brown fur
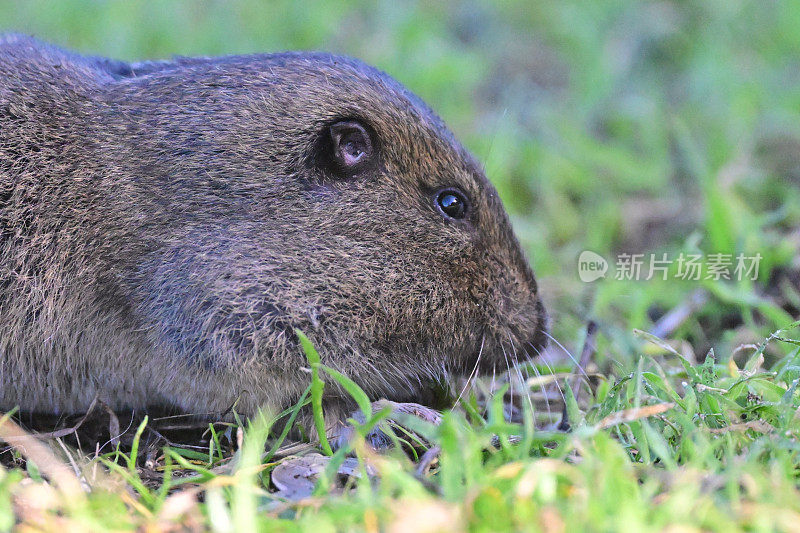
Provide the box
[0,35,546,432]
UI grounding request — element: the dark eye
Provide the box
[435,189,469,220]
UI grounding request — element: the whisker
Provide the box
[491,361,497,396]
[544,331,591,384]
[525,354,552,420]
[456,333,485,406]
[501,342,514,419]
[508,334,534,419]
[528,342,567,411]
[512,352,537,431]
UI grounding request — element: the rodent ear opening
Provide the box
[314,119,377,177]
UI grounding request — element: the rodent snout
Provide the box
[465,292,548,377]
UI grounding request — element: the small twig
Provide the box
[268,441,316,461]
[650,289,708,339]
[559,321,598,431]
[151,412,220,422]
[55,437,89,491]
[150,404,235,423]
[151,421,233,432]
[28,395,100,440]
[572,321,598,404]
[145,425,209,451]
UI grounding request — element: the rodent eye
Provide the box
[435,189,469,220]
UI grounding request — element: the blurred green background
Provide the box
[2,0,798,373]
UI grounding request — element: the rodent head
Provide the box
[100,52,547,404]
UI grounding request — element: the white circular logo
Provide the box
[578,251,608,282]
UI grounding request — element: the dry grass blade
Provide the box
[0,413,85,501]
[708,421,776,434]
[525,373,573,388]
[596,403,675,430]
[633,329,684,359]
[388,499,463,533]
[155,486,204,530]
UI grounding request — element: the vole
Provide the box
[0,35,547,436]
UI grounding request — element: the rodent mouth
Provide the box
[464,302,549,379]
[454,335,543,380]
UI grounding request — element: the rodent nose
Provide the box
[503,291,548,361]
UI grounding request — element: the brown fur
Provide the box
[0,35,546,428]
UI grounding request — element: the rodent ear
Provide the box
[328,120,374,174]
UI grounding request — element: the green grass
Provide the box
[3,325,800,530]
[1,0,799,530]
